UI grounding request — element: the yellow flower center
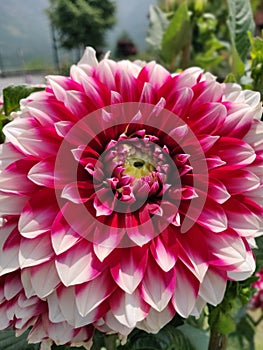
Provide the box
[124,157,155,178]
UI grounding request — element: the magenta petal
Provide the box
[64,90,90,117]
[138,61,170,89]
[0,221,20,276]
[223,169,260,195]
[61,181,93,203]
[30,261,60,298]
[0,159,38,195]
[0,143,23,171]
[28,158,56,188]
[141,257,175,311]
[0,191,28,216]
[110,246,148,294]
[220,103,254,138]
[182,199,227,233]
[110,288,150,328]
[198,269,226,305]
[172,262,199,317]
[208,231,247,267]
[19,234,54,268]
[18,190,58,238]
[126,210,156,246]
[227,248,255,280]
[51,209,82,255]
[191,80,223,106]
[244,119,263,151]
[93,188,116,216]
[56,287,108,327]
[207,178,231,204]
[213,137,256,169]
[170,87,194,119]
[75,270,116,316]
[150,235,176,272]
[189,102,227,134]
[139,83,157,104]
[137,303,175,334]
[91,213,126,255]
[224,198,260,236]
[103,310,132,335]
[46,291,65,323]
[3,273,23,301]
[177,235,208,283]
[55,241,103,286]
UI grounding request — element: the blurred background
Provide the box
[0,0,155,90]
[1,0,263,92]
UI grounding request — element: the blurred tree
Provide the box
[46,0,116,57]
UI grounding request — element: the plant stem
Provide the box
[208,329,227,350]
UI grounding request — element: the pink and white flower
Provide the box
[0,47,263,348]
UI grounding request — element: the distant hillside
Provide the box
[0,0,155,72]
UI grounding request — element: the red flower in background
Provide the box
[248,268,263,310]
[0,47,262,348]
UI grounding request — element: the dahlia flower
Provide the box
[248,268,263,310]
[0,47,263,348]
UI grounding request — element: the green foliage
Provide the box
[177,323,209,350]
[146,0,257,81]
[208,279,258,350]
[114,316,209,350]
[227,0,255,78]
[248,32,263,98]
[0,85,44,143]
[146,5,169,53]
[46,0,116,51]
[227,0,255,62]
[229,311,256,350]
[161,2,191,68]
[120,325,194,350]
[0,329,39,350]
[3,85,44,116]
[193,12,229,72]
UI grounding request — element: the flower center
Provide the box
[95,137,172,206]
[124,157,155,178]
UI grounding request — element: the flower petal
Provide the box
[55,241,103,286]
[198,269,226,305]
[110,288,150,328]
[110,246,148,294]
[76,270,116,316]
[141,257,175,312]
[18,190,58,238]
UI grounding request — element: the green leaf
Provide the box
[216,311,236,335]
[177,323,209,350]
[146,5,169,53]
[122,325,194,350]
[0,329,39,350]
[228,312,256,350]
[232,45,245,78]
[227,0,255,62]
[161,2,191,64]
[3,85,44,116]
[224,73,237,83]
